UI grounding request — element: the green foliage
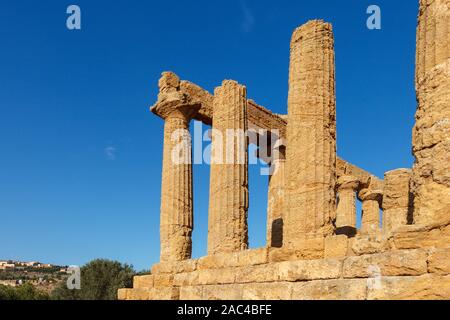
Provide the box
[135,269,151,276]
[0,283,50,300]
[0,285,16,300]
[51,259,135,300]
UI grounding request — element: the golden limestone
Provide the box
[208,81,249,255]
[336,175,360,236]
[412,0,450,226]
[151,72,200,262]
[284,21,337,244]
[120,1,450,300]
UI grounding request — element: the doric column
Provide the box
[383,169,413,233]
[151,72,200,262]
[267,147,286,248]
[207,80,249,255]
[412,0,450,225]
[359,189,383,235]
[284,20,337,245]
[335,175,360,236]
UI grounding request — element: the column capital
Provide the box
[337,175,360,191]
[151,101,200,121]
[359,188,383,203]
[151,71,201,120]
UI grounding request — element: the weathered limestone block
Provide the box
[284,20,337,244]
[383,169,413,233]
[197,252,239,270]
[151,259,197,275]
[133,275,154,289]
[153,274,174,288]
[179,286,204,300]
[349,234,391,256]
[203,285,243,300]
[291,279,367,300]
[208,80,249,255]
[393,222,450,249]
[196,249,268,270]
[235,264,279,284]
[269,238,325,262]
[236,248,269,267]
[336,175,360,236]
[148,287,180,300]
[131,273,174,290]
[412,0,450,226]
[325,235,349,258]
[126,288,151,300]
[428,248,450,275]
[267,148,286,248]
[151,72,200,262]
[117,288,131,300]
[359,189,383,235]
[120,287,180,301]
[197,269,236,286]
[173,271,200,287]
[278,258,342,281]
[343,249,428,278]
[242,283,292,300]
[367,274,450,300]
[336,159,384,189]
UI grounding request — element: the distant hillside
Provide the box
[0,260,70,293]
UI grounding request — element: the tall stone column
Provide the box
[412,0,450,225]
[208,80,249,255]
[152,72,200,262]
[359,189,383,235]
[284,20,337,245]
[336,175,360,236]
[383,169,413,233]
[267,147,286,248]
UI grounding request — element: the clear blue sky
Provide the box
[0,0,418,271]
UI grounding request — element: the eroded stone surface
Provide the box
[152,73,200,262]
[291,279,367,300]
[336,176,360,235]
[284,20,337,243]
[208,80,249,255]
[325,235,349,258]
[367,274,450,300]
[359,189,383,235]
[120,2,450,300]
[428,248,450,275]
[343,250,428,278]
[412,0,450,227]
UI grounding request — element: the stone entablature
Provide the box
[164,75,385,188]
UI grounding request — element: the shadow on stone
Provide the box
[271,218,283,248]
[335,226,357,238]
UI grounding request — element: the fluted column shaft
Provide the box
[267,149,286,248]
[208,80,249,255]
[383,169,413,233]
[159,109,195,262]
[359,189,383,235]
[412,0,450,225]
[151,72,200,263]
[284,20,337,245]
[336,176,360,235]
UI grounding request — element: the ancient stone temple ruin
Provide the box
[119,0,450,300]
